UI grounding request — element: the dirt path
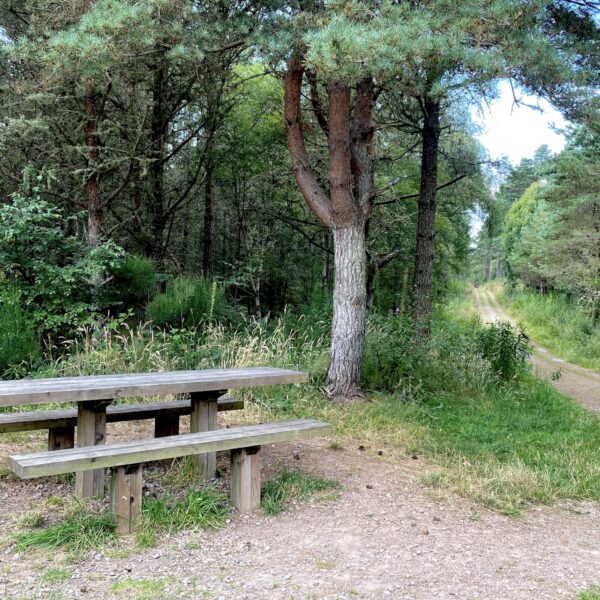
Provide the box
[473,287,600,416]
[1,437,600,599]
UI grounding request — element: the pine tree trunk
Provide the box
[84,90,101,249]
[149,48,168,262]
[366,261,377,315]
[202,161,214,275]
[413,97,440,335]
[326,224,367,400]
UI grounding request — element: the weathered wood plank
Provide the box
[0,397,243,433]
[110,464,142,535]
[48,427,75,450]
[230,446,261,513]
[8,419,331,479]
[154,414,179,438]
[0,368,307,407]
[75,400,111,498]
[190,391,222,479]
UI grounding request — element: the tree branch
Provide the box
[375,175,467,206]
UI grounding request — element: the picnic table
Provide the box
[0,367,307,497]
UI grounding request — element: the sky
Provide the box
[473,80,568,165]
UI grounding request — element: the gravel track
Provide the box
[472,287,600,415]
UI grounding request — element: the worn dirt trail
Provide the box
[1,292,600,598]
[2,438,600,599]
[473,287,600,416]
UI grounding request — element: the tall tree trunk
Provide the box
[84,89,101,249]
[413,97,440,335]
[326,224,367,399]
[284,57,374,402]
[203,160,215,275]
[149,48,168,262]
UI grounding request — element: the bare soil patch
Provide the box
[0,417,599,599]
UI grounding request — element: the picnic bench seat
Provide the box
[8,418,331,534]
[0,396,244,450]
[0,367,307,498]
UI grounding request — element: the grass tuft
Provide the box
[135,487,231,549]
[261,470,340,515]
[579,587,600,600]
[14,510,117,555]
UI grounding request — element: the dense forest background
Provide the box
[0,0,598,396]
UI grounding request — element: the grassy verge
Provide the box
[9,283,600,520]
[495,282,600,371]
[580,587,600,600]
[266,373,600,515]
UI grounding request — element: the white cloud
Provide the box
[473,80,567,164]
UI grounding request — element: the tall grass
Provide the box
[498,284,600,370]
[30,295,600,515]
[0,286,41,377]
[146,275,228,329]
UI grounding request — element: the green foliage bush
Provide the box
[0,286,42,377]
[146,276,228,329]
[476,320,531,381]
[104,255,157,310]
[361,311,531,395]
[0,186,123,335]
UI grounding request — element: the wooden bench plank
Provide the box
[0,397,244,433]
[0,368,307,407]
[8,419,331,479]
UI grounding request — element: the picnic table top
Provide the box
[0,367,308,407]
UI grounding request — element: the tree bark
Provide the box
[413,97,441,335]
[149,47,169,262]
[284,56,374,402]
[203,160,215,275]
[84,89,101,248]
[326,224,367,399]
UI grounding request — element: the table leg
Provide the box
[190,391,225,479]
[75,399,112,498]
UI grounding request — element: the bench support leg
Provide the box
[111,464,143,535]
[230,446,261,513]
[154,414,179,438]
[75,400,112,498]
[190,391,225,479]
[48,426,75,450]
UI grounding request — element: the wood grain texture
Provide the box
[0,397,243,433]
[0,368,307,407]
[75,400,111,498]
[48,427,75,450]
[8,419,331,479]
[230,446,261,513]
[190,391,221,478]
[110,464,142,535]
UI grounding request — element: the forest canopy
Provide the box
[0,0,598,398]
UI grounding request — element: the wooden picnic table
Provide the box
[0,367,307,497]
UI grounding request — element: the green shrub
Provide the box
[0,286,42,377]
[105,255,157,310]
[0,187,123,335]
[361,314,497,397]
[146,276,228,329]
[477,320,531,381]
